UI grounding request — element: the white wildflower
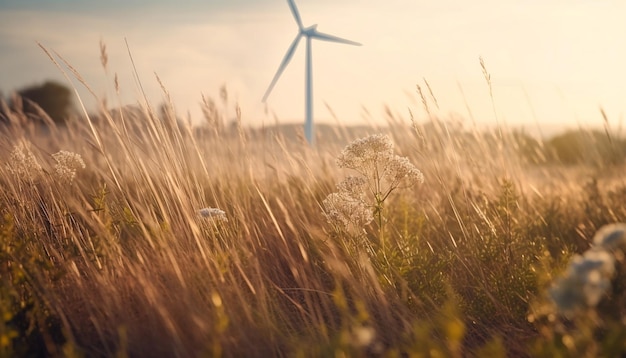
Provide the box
[198,207,228,221]
[52,150,85,183]
[581,269,611,307]
[593,223,626,251]
[322,192,373,230]
[384,155,425,187]
[352,325,376,348]
[550,248,615,315]
[6,144,43,181]
[323,134,424,235]
[549,274,586,315]
[337,134,423,192]
[337,175,368,199]
[337,134,394,170]
[570,250,615,278]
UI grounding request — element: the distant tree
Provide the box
[0,90,7,124]
[547,129,626,166]
[17,80,74,124]
[510,129,545,164]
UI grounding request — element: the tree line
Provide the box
[1,80,74,125]
[1,79,625,166]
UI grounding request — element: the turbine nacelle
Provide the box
[301,24,318,36]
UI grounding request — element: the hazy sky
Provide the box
[1,0,625,130]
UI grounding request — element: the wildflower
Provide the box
[383,155,424,187]
[323,133,423,236]
[570,250,615,278]
[198,207,228,221]
[351,325,376,348]
[550,249,615,315]
[336,175,368,199]
[336,134,423,193]
[593,223,626,251]
[322,192,373,230]
[337,134,394,170]
[52,150,85,183]
[6,144,43,181]
[549,274,585,315]
[550,224,626,315]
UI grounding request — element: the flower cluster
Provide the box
[549,250,614,315]
[198,207,228,222]
[337,134,423,194]
[383,155,425,188]
[336,175,368,199]
[337,134,394,170]
[52,150,86,183]
[6,144,43,181]
[322,191,373,230]
[549,223,626,315]
[323,134,423,231]
[593,223,626,251]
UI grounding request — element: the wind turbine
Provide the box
[262,0,361,144]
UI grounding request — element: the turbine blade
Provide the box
[262,35,302,102]
[310,30,361,46]
[287,0,304,30]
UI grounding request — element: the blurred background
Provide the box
[1,0,625,134]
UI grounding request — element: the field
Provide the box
[2,56,626,357]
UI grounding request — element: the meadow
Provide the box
[2,51,626,357]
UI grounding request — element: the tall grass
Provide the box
[1,48,626,357]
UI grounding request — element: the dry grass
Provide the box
[1,49,626,357]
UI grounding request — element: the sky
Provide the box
[1,0,625,132]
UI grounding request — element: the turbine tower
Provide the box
[262,0,361,144]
